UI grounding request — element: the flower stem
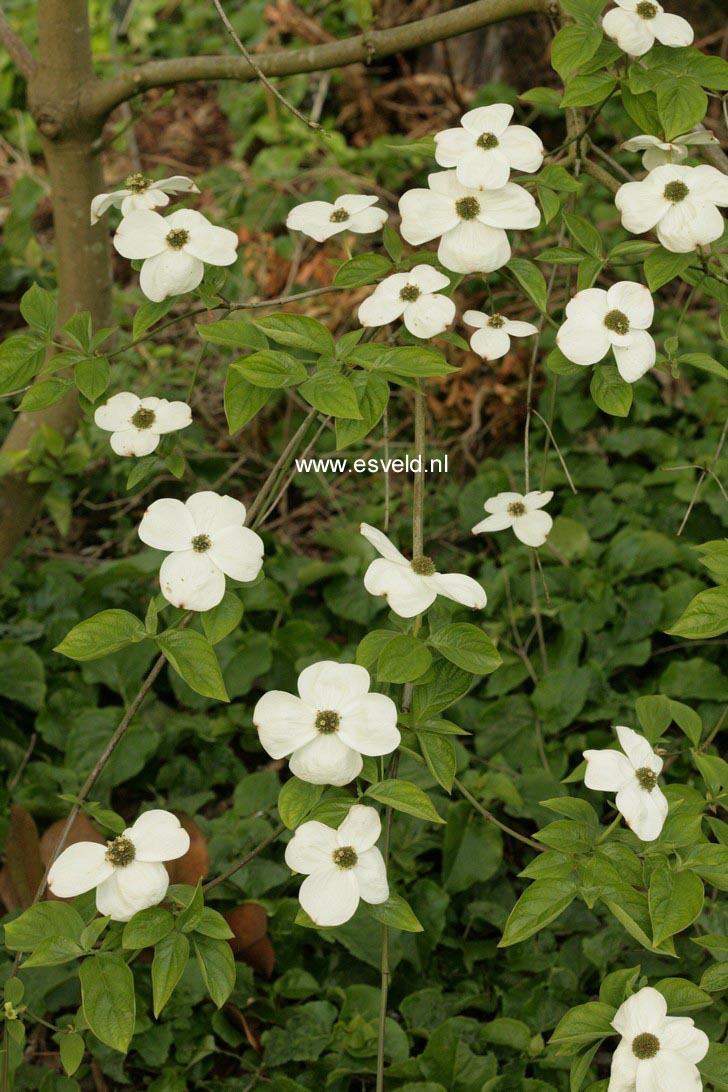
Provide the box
[595,813,622,845]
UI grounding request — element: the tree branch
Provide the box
[84,0,554,123]
[0,4,36,79]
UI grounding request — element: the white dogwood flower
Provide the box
[138,490,264,612]
[358,266,455,339]
[285,804,388,927]
[361,523,486,618]
[435,103,544,190]
[608,986,709,1092]
[615,164,728,253]
[472,491,553,547]
[622,131,720,171]
[47,810,190,922]
[94,392,192,457]
[114,208,238,302]
[399,170,540,274]
[464,310,538,360]
[90,174,200,225]
[584,725,668,841]
[286,195,387,242]
[603,0,693,56]
[556,282,656,383]
[254,661,399,786]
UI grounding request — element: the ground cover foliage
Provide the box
[0,0,727,1089]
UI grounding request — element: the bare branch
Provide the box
[0,4,36,79]
[84,0,555,123]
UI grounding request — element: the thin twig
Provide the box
[678,413,728,535]
[453,777,543,851]
[0,4,36,79]
[8,733,36,793]
[203,824,286,893]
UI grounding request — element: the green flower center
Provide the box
[636,766,658,792]
[636,1,658,18]
[507,501,526,517]
[166,228,190,250]
[488,314,506,328]
[663,180,689,204]
[191,533,212,553]
[632,1032,660,1059]
[105,835,136,867]
[400,284,421,303]
[477,132,500,150]
[455,196,481,221]
[411,555,436,576]
[315,709,340,735]
[125,173,153,194]
[604,309,630,337]
[329,207,350,223]
[131,407,156,430]
[333,845,358,870]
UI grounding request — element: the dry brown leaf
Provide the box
[225,904,275,978]
[2,805,43,910]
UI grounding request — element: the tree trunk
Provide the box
[0,0,113,566]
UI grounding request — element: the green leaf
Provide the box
[176,881,204,933]
[224,367,272,432]
[507,258,548,314]
[54,609,148,661]
[201,591,244,645]
[74,357,110,403]
[620,85,660,136]
[254,314,334,354]
[194,907,234,940]
[122,907,175,949]
[564,213,603,259]
[22,936,85,968]
[0,640,46,710]
[550,1002,616,1051]
[561,73,616,108]
[0,334,46,395]
[236,350,307,389]
[551,25,603,79]
[20,283,57,339]
[520,86,562,108]
[418,731,457,792]
[156,629,229,702]
[335,372,389,448]
[590,365,632,417]
[644,247,695,291]
[278,779,324,829]
[669,700,702,746]
[196,318,267,350]
[366,779,445,824]
[299,370,362,419]
[678,353,728,381]
[656,77,708,141]
[63,311,92,352]
[382,226,403,263]
[60,1032,85,1077]
[193,934,236,1007]
[365,893,423,932]
[3,902,85,951]
[667,585,728,639]
[655,977,713,1013]
[133,298,175,340]
[80,953,135,1053]
[152,931,190,1017]
[377,634,432,683]
[649,863,704,945]
[349,344,456,378]
[333,253,393,288]
[499,880,577,947]
[412,660,472,720]
[428,623,501,676]
[681,844,728,891]
[18,377,74,411]
[635,694,672,743]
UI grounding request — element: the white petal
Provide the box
[90,190,126,224]
[434,127,476,168]
[399,189,459,245]
[615,726,662,772]
[608,1039,640,1092]
[159,550,226,612]
[472,511,515,534]
[642,146,672,170]
[657,199,724,253]
[426,571,487,610]
[121,191,170,215]
[48,843,114,898]
[110,428,160,457]
[622,135,663,152]
[363,558,436,618]
[456,147,511,190]
[602,7,655,55]
[463,309,488,329]
[254,691,318,759]
[113,211,167,259]
[148,399,192,434]
[557,319,611,366]
[186,492,247,534]
[128,810,190,862]
[403,293,455,339]
[607,282,654,329]
[338,694,400,756]
[524,490,553,510]
[615,782,668,841]
[348,206,388,235]
[438,220,511,275]
[289,734,363,787]
[613,330,656,383]
[612,987,667,1039]
[94,392,141,431]
[298,868,360,926]
[337,804,382,852]
[498,126,544,173]
[428,170,475,198]
[139,251,204,302]
[637,1052,702,1092]
[616,180,669,234]
[352,847,389,904]
[334,194,379,215]
[360,523,408,564]
[358,279,407,328]
[297,661,371,708]
[407,265,451,293]
[471,326,511,360]
[484,491,525,513]
[660,1018,710,1064]
[461,104,514,136]
[564,287,609,324]
[583,748,635,791]
[652,12,694,47]
[504,320,539,337]
[478,183,540,229]
[285,821,338,873]
[208,525,264,582]
[138,498,196,552]
[286,201,343,242]
[185,222,239,266]
[97,861,169,921]
[689,165,728,205]
[152,175,200,196]
[512,510,552,547]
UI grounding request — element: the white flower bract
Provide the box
[360,523,486,618]
[113,208,238,302]
[94,391,192,457]
[47,810,190,922]
[253,660,399,786]
[90,174,200,225]
[556,282,656,383]
[434,103,544,190]
[472,491,553,547]
[358,266,455,339]
[602,0,693,56]
[398,170,540,275]
[615,164,728,253]
[584,725,669,841]
[608,986,709,1092]
[285,194,387,242]
[622,131,719,171]
[464,309,538,360]
[138,490,264,612]
[285,804,389,926]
